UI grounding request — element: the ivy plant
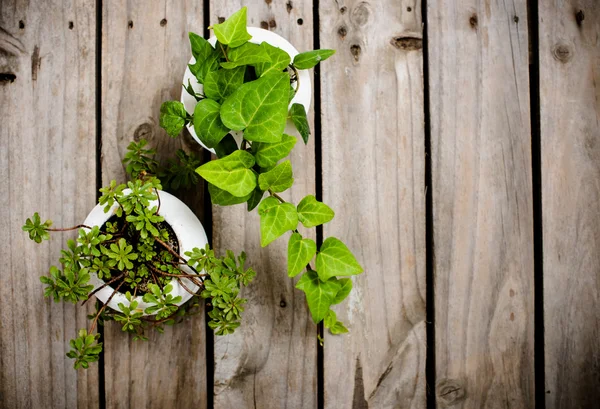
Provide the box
[159,7,362,334]
[23,140,255,369]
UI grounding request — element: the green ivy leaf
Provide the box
[220,72,289,142]
[211,7,252,48]
[192,99,230,148]
[297,195,334,228]
[287,233,316,277]
[189,45,221,84]
[290,103,310,144]
[208,183,251,206]
[159,101,188,137]
[189,32,214,62]
[247,187,265,211]
[324,310,348,334]
[196,150,257,197]
[331,278,352,304]
[295,270,338,323]
[221,43,271,69]
[254,42,291,77]
[316,237,363,281]
[214,134,238,158]
[258,197,298,247]
[204,66,246,102]
[258,160,294,193]
[253,133,297,168]
[293,49,336,69]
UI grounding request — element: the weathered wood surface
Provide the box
[319,1,427,408]
[209,1,318,408]
[0,1,98,408]
[539,2,600,408]
[101,2,207,408]
[429,1,535,408]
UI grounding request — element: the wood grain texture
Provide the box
[429,1,534,407]
[208,1,317,408]
[539,2,600,408]
[0,1,98,408]
[319,1,426,408]
[101,2,207,408]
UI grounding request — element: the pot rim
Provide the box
[82,189,208,315]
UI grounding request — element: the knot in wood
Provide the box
[0,72,16,83]
[552,43,573,63]
[351,2,371,27]
[391,36,422,51]
[469,14,478,29]
[350,44,361,62]
[575,10,585,26]
[134,123,154,141]
[436,378,466,406]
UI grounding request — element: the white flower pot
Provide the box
[180,27,312,153]
[83,190,208,315]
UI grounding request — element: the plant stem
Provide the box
[155,188,161,214]
[268,190,285,203]
[289,64,300,96]
[47,224,93,232]
[82,271,127,305]
[220,43,229,62]
[89,280,124,334]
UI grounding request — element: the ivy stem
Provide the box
[176,277,197,297]
[220,43,229,62]
[268,190,285,203]
[289,64,300,96]
[82,271,127,306]
[89,280,125,334]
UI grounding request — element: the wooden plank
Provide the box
[319,1,426,408]
[101,2,207,408]
[539,2,600,408]
[0,1,98,408]
[429,1,535,407]
[208,1,317,408]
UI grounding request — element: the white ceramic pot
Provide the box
[83,190,208,315]
[181,27,312,153]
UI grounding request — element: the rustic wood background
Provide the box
[0,0,598,408]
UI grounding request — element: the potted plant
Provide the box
[23,140,255,369]
[159,7,363,335]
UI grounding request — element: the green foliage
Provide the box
[160,149,202,190]
[121,178,160,214]
[143,283,183,319]
[255,42,291,77]
[122,139,159,178]
[292,49,336,69]
[210,6,252,48]
[296,195,334,228]
[196,150,257,197]
[103,238,138,271]
[208,183,251,206]
[204,66,245,102]
[295,270,339,323]
[258,160,294,193]
[252,134,297,168]
[40,265,93,304]
[116,293,144,333]
[99,180,126,216]
[221,42,270,69]
[67,329,102,369]
[193,99,230,148]
[287,233,317,278]
[290,103,311,144]
[78,226,112,257]
[22,212,52,243]
[324,310,348,335]
[126,206,164,239]
[160,101,189,137]
[258,197,298,247]
[220,72,289,142]
[316,237,363,281]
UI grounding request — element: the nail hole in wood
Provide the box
[407,7,412,12]
[18,20,25,29]
[469,14,478,29]
[340,6,347,14]
[350,44,361,61]
[260,21,269,30]
[297,18,303,25]
[160,18,167,27]
[128,20,133,29]
[217,17,225,24]
[68,21,74,30]
[280,300,287,308]
[0,73,16,83]
[286,1,293,13]
[338,26,347,39]
[514,16,519,23]
[576,10,585,26]
[269,19,277,28]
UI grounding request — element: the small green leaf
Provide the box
[290,103,310,144]
[159,101,188,137]
[189,46,221,84]
[324,310,349,334]
[221,42,271,69]
[293,49,336,69]
[258,160,294,193]
[253,134,297,168]
[258,197,298,247]
[204,66,246,101]
[287,233,316,277]
[208,183,251,206]
[247,187,265,211]
[295,270,338,323]
[316,237,363,281]
[196,150,256,197]
[211,7,252,48]
[297,195,334,228]
[331,278,352,304]
[220,72,289,142]
[189,32,214,62]
[254,42,291,77]
[192,99,230,148]
[214,134,238,158]
[330,321,349,334]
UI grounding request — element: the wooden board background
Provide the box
[539,2,600,408]
[1,0,599,408]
